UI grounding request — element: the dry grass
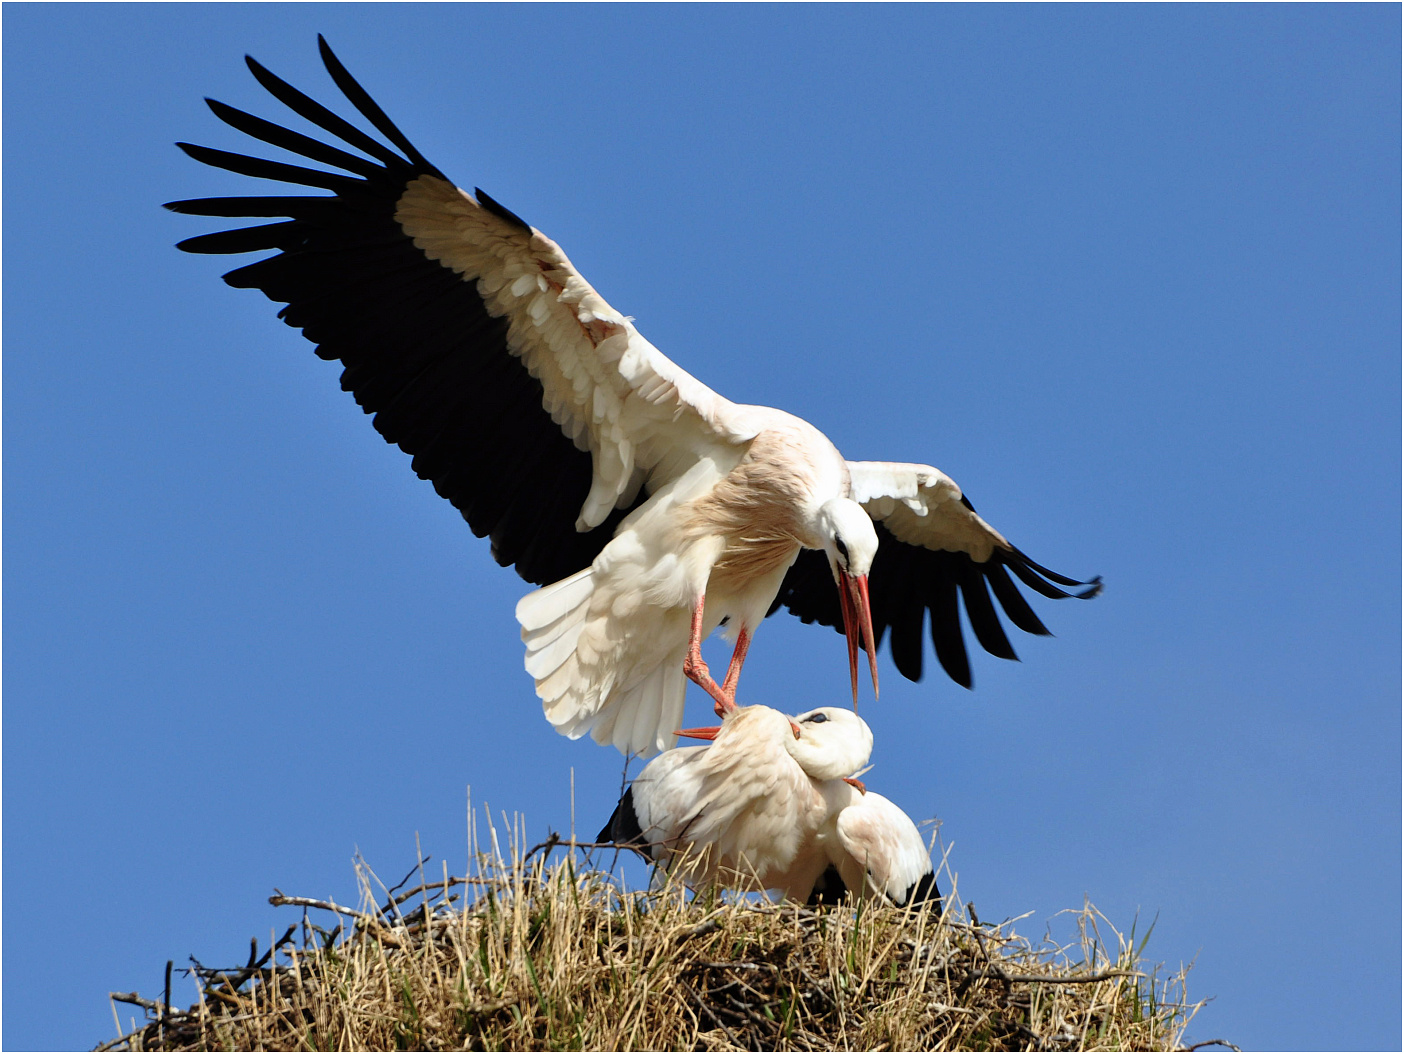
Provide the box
[100,812,1210,1052]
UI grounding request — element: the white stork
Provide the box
[598,704,940,909]
[169,38,1100,757]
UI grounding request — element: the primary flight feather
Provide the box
[169,37,1100,757]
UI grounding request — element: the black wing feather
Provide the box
[884,548,927,683]
[597,787,652,863]
[770,520,1097,690]
[167,195,345,219]
[244,55,415,171]
[900,871,942,911]
[984,562,1050,636]
[204,98,387,179]
[925,556,971,688]
[176,221,305,255]
[955,558,1017,662]
[175,142,367,194]
[316,35,438,173]
[170,38,621,587]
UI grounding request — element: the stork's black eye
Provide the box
[835,538,849,565]
[804,712,829,724]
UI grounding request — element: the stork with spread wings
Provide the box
[169,37,1100,757]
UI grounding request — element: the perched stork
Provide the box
[597,705,869,897]
[599,704,939,908]
[169,38,1100,757]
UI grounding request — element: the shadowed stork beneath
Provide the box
[169,37,1101,757]
[599,704,940,908]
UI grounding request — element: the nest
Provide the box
[100,818,1219,1052]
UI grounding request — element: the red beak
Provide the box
[677,721,799,741]
[838,570,879,707]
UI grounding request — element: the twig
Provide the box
[95,1020,164,1054]
[982,968,1137,985]
[110,991,168,1013]
[1184,1041,1242,1053]
[679,976,743,1049]
[386,875,468,908]
[523,831,560,862]
[386,854,430,899]
[197,925,300,995]
[679,917,723,942]
[161,959,172,1045]
[696,960,780,973]
[268,893,381,926]
[521,835,624,862]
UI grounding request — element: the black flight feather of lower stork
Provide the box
[166,36,632,588]
[597,788,650,862]
[806,865,848,906]
[806,859,941,910]
[901,871,942,911]
[770,518,1101,689]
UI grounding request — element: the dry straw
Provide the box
[101,807,1222,1052]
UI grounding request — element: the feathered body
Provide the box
[600,704,940,908]
[597,705,829,891]
[520,416,851,754]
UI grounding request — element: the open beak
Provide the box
[837,570,879,707]
[675,726,720,741]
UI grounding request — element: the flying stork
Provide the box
[169,38,1101,757]
[598,704,940,908]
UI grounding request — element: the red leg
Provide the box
[682,596,737,715]
[720,626,751,699]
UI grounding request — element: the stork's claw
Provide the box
[713,693,738,718]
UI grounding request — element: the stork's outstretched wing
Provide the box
[771,461,1100,688]
[167,37,755,586]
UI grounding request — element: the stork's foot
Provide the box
[683,652,737,716]
[713,693,737,719]
[685,596,739,716]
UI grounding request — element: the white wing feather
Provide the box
[847,460,1012,562]
[834,790,933,904]
[395,174,758,529]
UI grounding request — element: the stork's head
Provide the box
[816,498,880,704]
[785,706,874,780]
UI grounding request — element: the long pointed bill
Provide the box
[839,572,859,704]
[839,570,879,706]
[675,726,720,741]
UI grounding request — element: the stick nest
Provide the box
[100,828,1210,1052]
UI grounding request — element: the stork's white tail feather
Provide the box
[518,566,688,757]
[516,567,595,632]
[589,657,687,756]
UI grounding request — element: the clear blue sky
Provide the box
[5,5,1398,1050]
